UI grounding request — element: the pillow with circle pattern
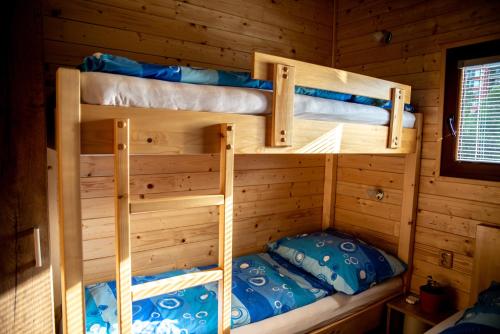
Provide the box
[267,230,406,295]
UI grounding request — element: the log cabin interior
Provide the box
[1,1,499,334]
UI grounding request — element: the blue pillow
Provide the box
[267,230,406,295]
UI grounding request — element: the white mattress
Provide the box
[233,277,402,334]
[81,72,416,128]
[424,310,464,334]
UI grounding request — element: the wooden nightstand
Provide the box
[386,295,456,334]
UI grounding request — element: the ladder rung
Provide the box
[130,194,224,214]
[132,268,223,301]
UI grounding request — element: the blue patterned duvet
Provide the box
[85,253,333,334]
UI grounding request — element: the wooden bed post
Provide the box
[271,63,295,147]
[398,113,423,292]
[56,68,85,334]
[322,154,338,230]
[114,119,132,333]
[218,123,234,334]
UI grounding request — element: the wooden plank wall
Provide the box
[0,1,55,332]
[334,0,500,309]
[42,0,333,87]
[81,154,325,284]
[333,154,405,256]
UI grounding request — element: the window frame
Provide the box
[440,38,500,182]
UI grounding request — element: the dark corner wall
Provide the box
[0,1,54,333]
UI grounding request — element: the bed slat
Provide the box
[131,269,223,301]
[130,194,224,214]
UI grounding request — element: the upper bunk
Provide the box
[57,52,422,155]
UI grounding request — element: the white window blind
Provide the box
[457,61,500,164]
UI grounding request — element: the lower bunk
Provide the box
[85,231,405,334]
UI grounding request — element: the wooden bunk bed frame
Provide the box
[56,52,423,334]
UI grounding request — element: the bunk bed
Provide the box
[56,52,423,334]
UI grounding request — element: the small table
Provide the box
[386,295,456,334]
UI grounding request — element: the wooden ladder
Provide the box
[113,120,235,334]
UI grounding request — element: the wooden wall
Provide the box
[81,154,325,284]
[43,0,333,81]
[0,0,54,332]
[333,154,405,256]
[334,0,500,309]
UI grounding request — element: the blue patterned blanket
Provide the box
[85,253,333,334]
[80,53,414,112]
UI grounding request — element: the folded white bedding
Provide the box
[233,277,402,334]
[81,72,416,128]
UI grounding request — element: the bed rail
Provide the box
[131,269,224,301]
[130,194,225,214]
[252,52,411,149]
[80,104,418,155]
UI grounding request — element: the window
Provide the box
[440,39,500,181]
[457,60,500,164]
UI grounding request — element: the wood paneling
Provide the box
[0,1,54,332]
[335,0,500,308]
[81,154,325,283]
[43,0,333,92]
[333,154,405,255]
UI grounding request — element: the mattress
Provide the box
[81,72,416,128]
[233,277,402,334]
[85,252,333,334]
[424,310,464,334]
[85,252,402,334]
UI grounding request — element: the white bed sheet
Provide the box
[232,277,402,334]
[81,72,416,128]
[424,310,465,334]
